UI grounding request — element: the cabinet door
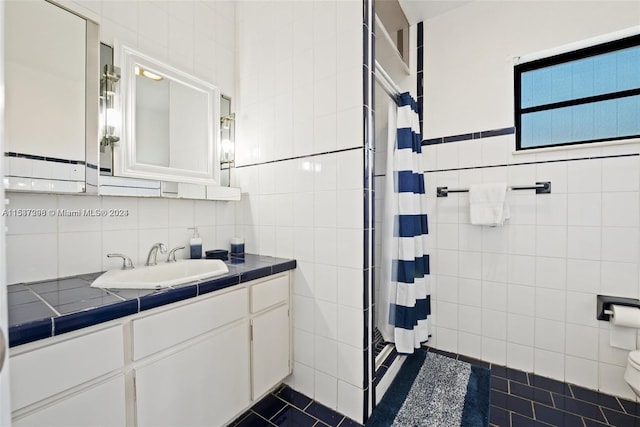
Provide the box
[13,376,126,427]
[252,305,290,399]
[135,322,250,427]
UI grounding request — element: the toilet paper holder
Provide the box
[597,295,640,321]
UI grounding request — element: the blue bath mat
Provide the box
[366,349,490,426]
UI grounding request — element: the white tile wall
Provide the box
[424,0,640,401]
[235,1,365,422]
[6,193,235,284]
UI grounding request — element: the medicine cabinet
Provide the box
[99,44,239,200]
[114,45,220,186]
[4,0,99,194]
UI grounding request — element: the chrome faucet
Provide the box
[145,243,167,266]
[107,253,134,270]
[166,245,185,263]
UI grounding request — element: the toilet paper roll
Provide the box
[611,305,640,328]
[609,305,640,350]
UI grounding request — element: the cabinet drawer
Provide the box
[133,287,248,360]
[13,376,126,427]
[250,275,289,313]
[10,325,124,411]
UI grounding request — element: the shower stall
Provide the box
[372,3,414,370]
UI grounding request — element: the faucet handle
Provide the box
[107,253,135,270]
[166,245,186,263]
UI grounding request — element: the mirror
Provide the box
[114,45,221,186]
[4,0,99,193]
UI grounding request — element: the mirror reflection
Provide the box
[134,66,210,173]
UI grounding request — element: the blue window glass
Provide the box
[516,35,640,150]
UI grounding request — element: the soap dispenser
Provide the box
[188,227,202,259]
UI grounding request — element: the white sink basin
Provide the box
[91,259,229,290]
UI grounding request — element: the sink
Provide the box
[91,259,229,290]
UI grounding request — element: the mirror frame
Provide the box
[115,44,221,186]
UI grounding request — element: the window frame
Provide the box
[514,34,640,151]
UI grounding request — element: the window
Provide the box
[515,34,640,150]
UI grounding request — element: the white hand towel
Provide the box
[469,183,510,226]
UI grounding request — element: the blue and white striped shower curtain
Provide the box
[378,92,431,354]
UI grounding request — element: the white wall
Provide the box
[6,0,237,284]
[422,1,640,400]
[234,1,366,422]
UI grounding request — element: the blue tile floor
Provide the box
[235,347,640,426]
[425,347,640,427]
[230,384,363,427]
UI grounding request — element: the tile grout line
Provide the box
[270,389,351,427]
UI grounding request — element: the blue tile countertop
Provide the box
[8,254,296,348]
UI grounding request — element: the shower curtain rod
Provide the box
[374,60,401,105]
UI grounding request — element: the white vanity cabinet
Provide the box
[135,322,251,427]
[250,275,292,399]
[132,288,251,427]
[9,271,293,427]
[10,325,126,426]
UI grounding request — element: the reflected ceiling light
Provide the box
[135,66,163,81]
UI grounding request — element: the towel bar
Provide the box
[436,181,551,198]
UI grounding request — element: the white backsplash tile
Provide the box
[5,193,57,235]
[57,195,101,233]
[7,233,58,284]
[58,231,102,277]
